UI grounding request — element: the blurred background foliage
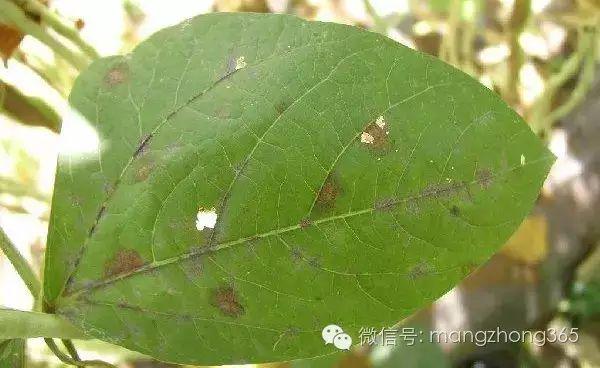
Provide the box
[1,0,600,367]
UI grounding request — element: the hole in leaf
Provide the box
[196,208,217,231]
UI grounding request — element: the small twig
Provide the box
[13,0,100,60]
[363,0,387,35]
[0,177,51,202]
[437,0,461,66]
[446,0,461,66]
[506,0,530,105]
[62,339,81,361]
[0,226,40,298]
[529,26,596,134]
[44,339,117,368]
[460,0,478,76]
[546,27,598,124]
[13,49,70,97]
[0,0,89,71]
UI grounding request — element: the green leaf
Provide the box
[43,13,553,365]
[0,339,25,368]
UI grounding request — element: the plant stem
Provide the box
[62,339,81,361]
[45,338,116,368]
[446,0,461,66]
[13,0,100,60]
[546,28,598,124]
[529,26,595,134]
[13,49,70,97]
[363,0,387,35]
[0,308,87,339]
[460,11,477,76]
[0,0,89,71]
[0,227,40,298]
[506,0,530,105]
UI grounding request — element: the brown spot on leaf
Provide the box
[476,168,494,188]
[420,180,471,201]
[88,224,97,236]
[405,197,421,215]
[461,262,479,275]
[290,247,303,262]
[135,161,154,182]
[181,256,204,279]
[85,208,105,236]
[315,175,340,209]
[104,249,144,277]
[211,286,244,318]
[103,182,115,196]
[450,205,460,216]
[307,256,321,268]
[133,134,152,158]
[408,261,434,280]
[225,54,237,76]
[104,62,129,86]
[299,218,312,228]
[374,197,397,212]
[361,116,390,152]
[275,101,288,116]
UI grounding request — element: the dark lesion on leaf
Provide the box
[219,52,245,82]
[88,205,107,236]
[360,117,391,153]
[408,261,435,280]
[315,174,341,211]
[88,223,97,237]
[211,286,245,318]
[405,197,421,214]
[475,167,494,189]
[421,180,471,201]
[104,249,145,278]
[103,62,129,87]
[298,218,312,228]
[450,205,461,216]
[405,180,473,214]
[181,255,204,279]
[307,256,321,268]
[461,261,479,275]
[290,246,304,262]
[133,133,153,158]
[374,197,398,212]
[134,158,155,183]
[274,100,289,116]
[421,181,468,198]
[224,53,239,76]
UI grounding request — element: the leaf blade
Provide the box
[44,13,553,365]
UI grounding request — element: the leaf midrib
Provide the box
[61,156,550,300]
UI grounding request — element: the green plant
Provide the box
[1,12,553,367]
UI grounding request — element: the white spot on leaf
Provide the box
[361,132,374,144]
[375,115,386,129]
[235,56,246,70]
[196,208,217,231]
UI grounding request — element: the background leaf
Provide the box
[0,339,25,368]
[43,13,553,365]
